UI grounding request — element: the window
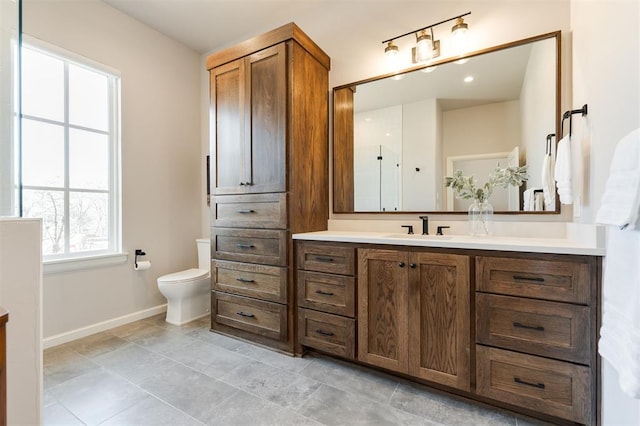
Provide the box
[21,40,121,262]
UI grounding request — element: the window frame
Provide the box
[21,37,123,271]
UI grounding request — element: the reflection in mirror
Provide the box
[333,31,560,214]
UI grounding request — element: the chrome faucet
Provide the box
[419,216,429,235]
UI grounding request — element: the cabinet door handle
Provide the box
[314,256,334,263]
[236,277,255,283]
[315,329,334,337]
[514,377,545,389]
[315,290,334,296]
[409,263,417,269]
[512,275,545,283]
[244,181,253,186]
[398,262,405,268]
[236,311,255,318]
[513,322,544,331]
[236,243,255,249]
[236,209,255,214]
[239,182,245,186]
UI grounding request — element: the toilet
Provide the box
[157,238,211,326]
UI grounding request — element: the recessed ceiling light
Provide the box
[421,66,438,73]
[455,58,469,65]
[464,76,474,83]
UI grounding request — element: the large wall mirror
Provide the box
[333,31,560,214]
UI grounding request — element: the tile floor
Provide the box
[44,314,550,425]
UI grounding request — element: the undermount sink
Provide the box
[383,233,454,240]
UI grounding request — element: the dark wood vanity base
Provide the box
[295,240,601,426]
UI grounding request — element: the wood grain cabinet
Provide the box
[296,241,357,359]
[0,307,7,426]
[209,23,330,353]
[475,254,599,425]
[357,248,471,391]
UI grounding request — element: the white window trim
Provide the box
[22,35,122,264]
[43,252,129,275]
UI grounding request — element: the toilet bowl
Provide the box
[157,238,211,326]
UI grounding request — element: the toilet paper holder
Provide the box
[134,249,146,269]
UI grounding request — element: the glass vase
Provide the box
[468,200,494,236]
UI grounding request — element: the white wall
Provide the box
[0,218,42,425]
[402,98,439,211]
[23,0,203,339]
[570,1,640,424]
[520,39,556,192]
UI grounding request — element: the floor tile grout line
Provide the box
[46,318,531,426]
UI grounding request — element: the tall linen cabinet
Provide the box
[207,23,330,353]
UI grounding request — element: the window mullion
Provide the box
[63,61,70,254]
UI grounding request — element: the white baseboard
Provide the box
[43,304,167,349]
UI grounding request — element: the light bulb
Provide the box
[415,30,433,62]
[384,41,401,71]
[451,17,470,55]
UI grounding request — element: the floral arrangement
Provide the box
[444,164,529,203]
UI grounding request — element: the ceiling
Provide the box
[100,0,402,55]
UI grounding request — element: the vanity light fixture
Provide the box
[384,41,401,71]
[382,11,471,66]
[452,17,470,55]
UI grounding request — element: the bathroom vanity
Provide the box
[293,230,603,425]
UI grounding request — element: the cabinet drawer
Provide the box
[213,260,287,304]
[476,294,591,364]
[476,346,592,425]
[297,271,355,317]
[296,241,355,275]
[214,193,287,229]
[213,228,287,266]
[298,308,356,359]
[476,256,591,304]
[212,292,287,342]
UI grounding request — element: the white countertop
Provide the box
[292,230,606,256]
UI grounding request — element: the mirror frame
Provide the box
[333,31,561,214]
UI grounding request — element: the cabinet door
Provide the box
[246,44,286,193]
[357,248,409,373]
[211,58,246,195]
[408,252,470,391]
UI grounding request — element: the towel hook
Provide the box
[561,104,588,137]
[546,133,556,155]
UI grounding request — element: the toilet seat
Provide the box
[157,268,209,284]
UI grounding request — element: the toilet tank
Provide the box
[196,238,211,271]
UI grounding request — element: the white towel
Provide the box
[598,226,640,398]
[596,128,640,230]
[541,153,555,211]
[554,135,573,204]
[597,128,640,398]
[523,188,537,211]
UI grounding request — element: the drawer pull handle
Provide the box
[314,256,335,263]
[410,263,417,269]
[315,329,334,337]
[513,322,544,331]
[236,311,255,318]
[236,244,255,249]
[514,377,545,389]
[236,277,255,283]
[513,275,545,282]
[398,262,405,268]
[236,209,255,214]
[315,290,334,296]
